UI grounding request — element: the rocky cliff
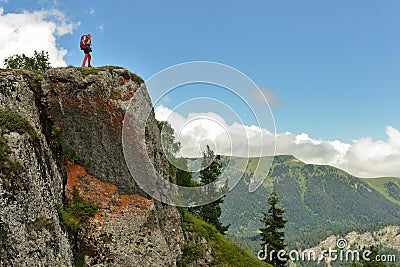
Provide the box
[0,67,184,266]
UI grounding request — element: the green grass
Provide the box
[73,252,85,267]
[0,109,36,136]
[57,204,79,236]
[180,213,271,267]
[361,177,400,205]
[77,66,144,84]
[80,67,102,77]
[57,188,98,236]
[110,89,122,100]
[0,111,33,192]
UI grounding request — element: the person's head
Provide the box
[87,34,92,39]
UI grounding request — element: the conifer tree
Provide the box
[198,145,229,234]
[260,191,288,266]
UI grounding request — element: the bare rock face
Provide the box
[41,67,141,195]
[0,70,74,266]
[66,164,179,266]
[41,67,184,266]
[0,67,184,266]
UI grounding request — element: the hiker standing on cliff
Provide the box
[81,34,92,67]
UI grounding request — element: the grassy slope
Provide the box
[180,213,271,267]
[360,177,400,205]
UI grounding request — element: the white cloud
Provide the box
[155,105,400,178]
[0,8,78,67]
[155,105,275,158]
[89,8,95,15]
[275,132,347,165]
[338,126,400,178]
[277,128,400,178]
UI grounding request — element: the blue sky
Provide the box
[1,0,400,177]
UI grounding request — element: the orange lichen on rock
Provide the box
[66,164,154,222]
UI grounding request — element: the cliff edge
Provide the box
[0,67,184,266]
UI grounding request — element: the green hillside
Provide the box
[360,177,400,205]
[220,155,400,253]
[178,213,271,267]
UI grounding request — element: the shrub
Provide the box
[57,188,98,236]
[62,147,91,167]
[51,125,61,137]
[4,51,51,73]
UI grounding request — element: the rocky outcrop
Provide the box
[41,67,141,195]
[66,164,179,266]
[0,67,184,266]
[0,70,73,266]
[300,225,400,265]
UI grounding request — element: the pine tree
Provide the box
[198,145,229,234]
[259,191,288,266]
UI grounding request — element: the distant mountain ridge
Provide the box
[220,155,400,253]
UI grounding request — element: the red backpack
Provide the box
[80,35,86,49]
